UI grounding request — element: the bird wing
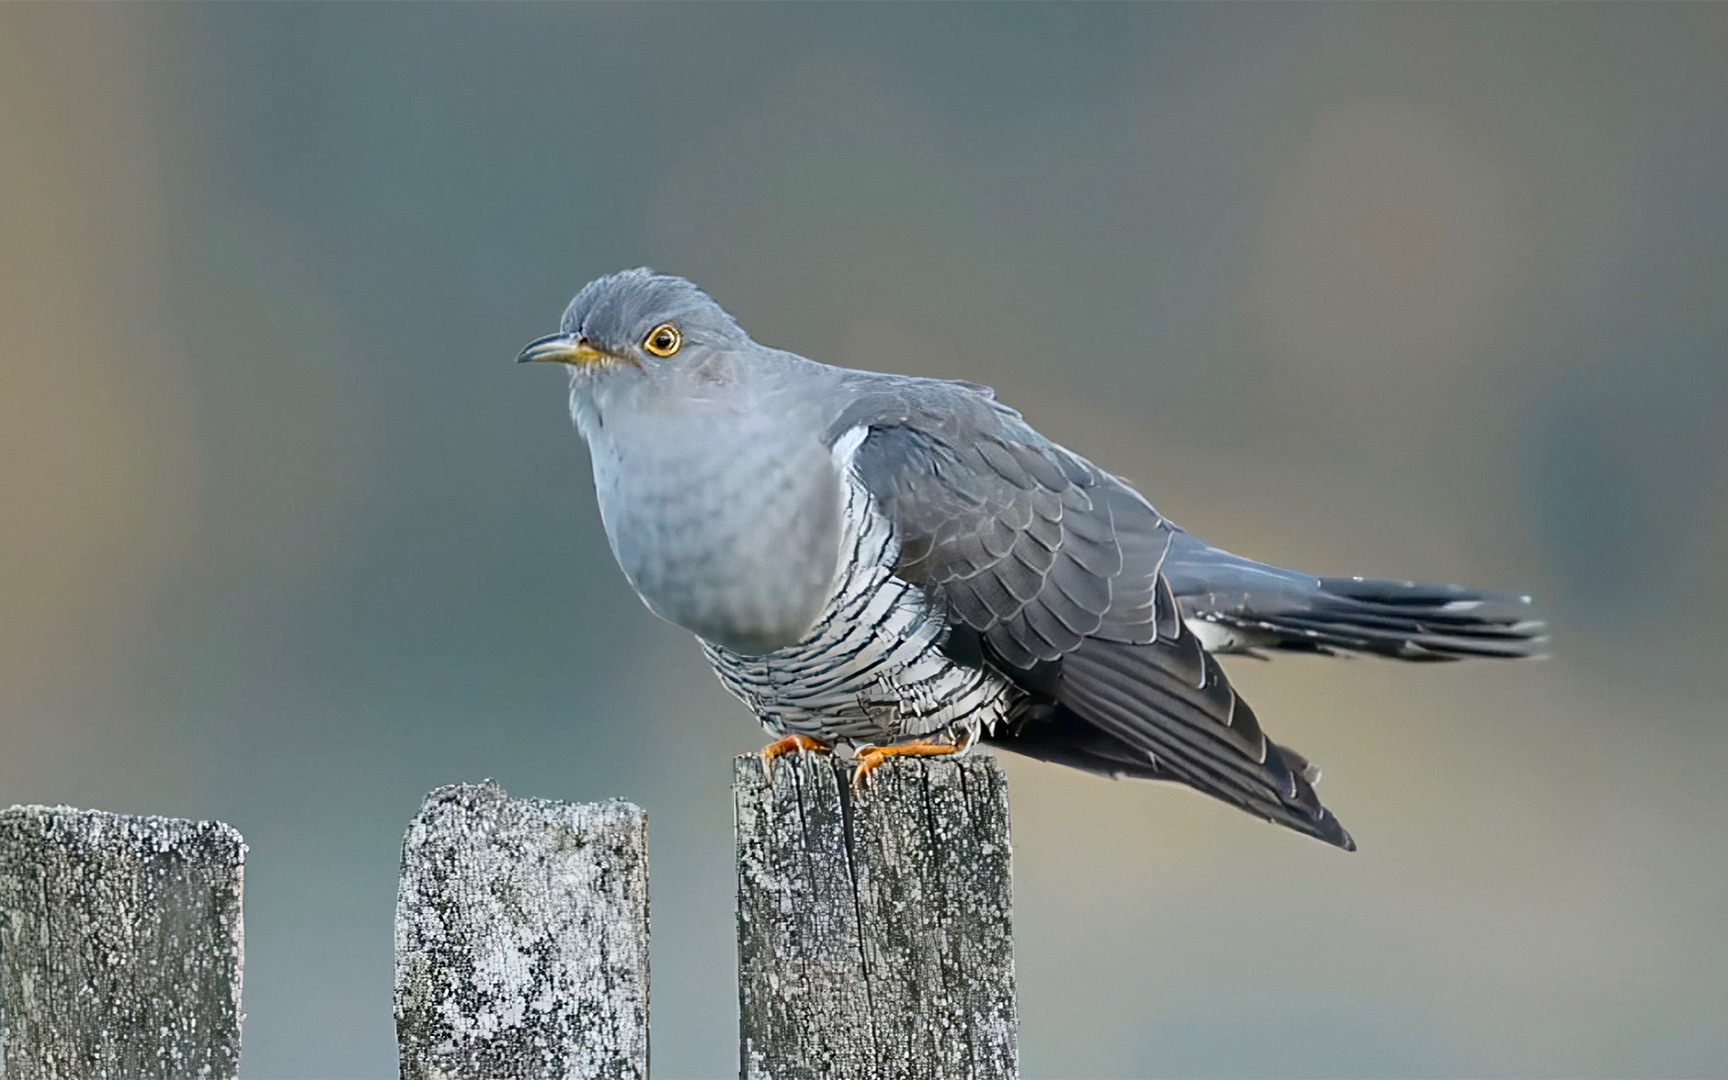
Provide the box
[830,381,1352,849]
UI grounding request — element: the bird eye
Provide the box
[643,323,682,357]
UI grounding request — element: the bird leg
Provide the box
[759,734,831,778]
[851,740,959,787]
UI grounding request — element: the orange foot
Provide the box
[759,734,831,775]
[851,740,959,788]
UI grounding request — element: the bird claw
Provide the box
[849,740,960,789]
[759,734,831,780]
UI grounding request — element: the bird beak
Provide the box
[517,332,615,367]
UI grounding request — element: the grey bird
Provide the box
[520,270,1545,850]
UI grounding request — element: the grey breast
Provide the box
[585,400,846,655]
[702,428,1021,748]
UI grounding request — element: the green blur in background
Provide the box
[3,4,1726,1077]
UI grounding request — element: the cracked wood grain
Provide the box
[0,805,245,1080]
[394,782,648,1080]
[734,754,1016,1080]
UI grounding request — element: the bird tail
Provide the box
[1164,535,1547,662]
[1267,575,1548,661]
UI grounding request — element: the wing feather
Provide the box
[837,382,1353,849]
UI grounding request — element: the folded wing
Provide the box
[834,382,1353,849]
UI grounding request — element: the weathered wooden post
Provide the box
[0,805,246,1080]
[734,754,1017,1080]
[394,781,649,1080]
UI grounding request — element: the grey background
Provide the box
[2,4,1725,1077]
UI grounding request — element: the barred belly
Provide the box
[701,470,1021,748]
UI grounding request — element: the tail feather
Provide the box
[1164,535,1547,663]
[1247,576,1547,661]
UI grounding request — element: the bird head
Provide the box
[517,269,750,391]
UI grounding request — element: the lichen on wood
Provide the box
[734,754,1017,1080]
[394,782,649,1080]
[0,804,245,1080]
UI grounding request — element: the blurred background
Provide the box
[3,4,1726,1077]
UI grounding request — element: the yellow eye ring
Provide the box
[643,323,682,357]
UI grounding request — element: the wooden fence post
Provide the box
[394,781,649,1080]
[734,754,1017,1080]
[0,805,246,1080]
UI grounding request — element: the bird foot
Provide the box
[759,734,831,779]
[851,740,959,788]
